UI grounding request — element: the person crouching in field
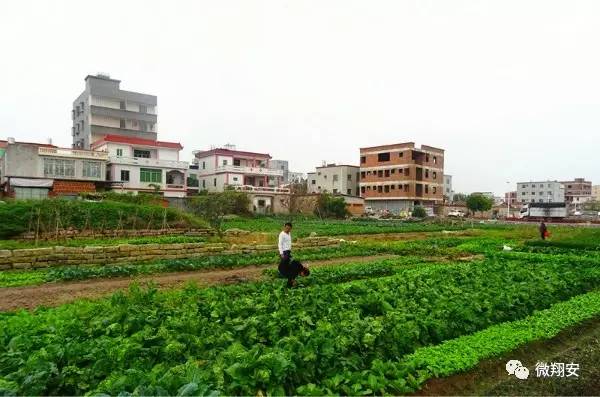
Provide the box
[278,222,310,287]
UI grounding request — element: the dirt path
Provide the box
[414,317,600,396]
[0,254,396,312]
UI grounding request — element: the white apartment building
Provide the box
[91,135,188,198]
[443,174,454,202]
[307,164,360,196]
[190,146,285,192]
[517,180,565,204]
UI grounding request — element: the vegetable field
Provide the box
[0,223,599,395]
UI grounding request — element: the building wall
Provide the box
[306,165,360,196]
[517,181,565,203]
[443,174,453,202]
[593,185,600,201]
[359,143,444,205]
[562,178,592,203]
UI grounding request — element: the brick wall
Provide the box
[51,180,97,195]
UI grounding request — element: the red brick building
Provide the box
[359,142,444,214]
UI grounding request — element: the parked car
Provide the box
[448,209,465,218]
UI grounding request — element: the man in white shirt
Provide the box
[278,222,309,287]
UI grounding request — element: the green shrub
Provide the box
[315,193,349,219]
[0,199,207,239]
[412,206,427,218]
[189,191,251,233]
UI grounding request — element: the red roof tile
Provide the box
[91,135,183,150]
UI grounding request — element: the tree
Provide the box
[466,194,493,216]
[189,191,251,235]
[412,206,427,218]
[315,193,349,219]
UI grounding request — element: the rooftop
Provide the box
[91,135,183,150]
[193,147,272,159]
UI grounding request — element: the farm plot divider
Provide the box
[0,237,340,271]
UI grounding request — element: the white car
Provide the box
[448,210,465,218]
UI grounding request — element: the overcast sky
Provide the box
[1,0,599,195]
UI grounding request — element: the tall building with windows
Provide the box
[306,164,360,196]
[516,181,564,203]
[72,74,157,149]
[359,142,444,213]
[561,178,592,208]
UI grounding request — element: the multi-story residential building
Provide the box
[270,160,289,183]
[1,137,107,199]
[307,164,360,196]
[72,74,158,149]
[91,135,188,198]
[359,142,444,213]
[517,181,565,203]
[561,178,592,208]
[443,174,453,202]
[504,191,519,206]
[191,146,285,192]
[593,185,600,201]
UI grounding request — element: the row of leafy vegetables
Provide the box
[1,243,599,396]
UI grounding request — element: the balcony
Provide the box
[232,185,290,194]
[215,165,283,176]
[38,147,108,160]
[109,156,188,170]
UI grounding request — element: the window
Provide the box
[116,149,123,157]
[311,180,316,185]
[76,105,80,115]
[399,152,404,158]
[378,152,390,162]
[433,186,437,194]
[120,101,126,110]
[202,161,206,170]
[14,187,48,200]
[333,175,338,182]
[132,120,139,128]
[43,158,75,177]
[426,154,429,162]
[361,186,366,193]
[139,105,147,114]
[120,170,130,181]
[391,169,395,174]
[425,169,429,178]
[120,119,126,128]
[213,178,217,187]
[141,121,148,131]
[384,185,390,193]
[324,175,328,179]
[425,185,429,194]
[202,180,206,188]
[140,168,162,183]
[532,192,536,195]
[391,185,395,190]
[433,171,437,179]
[134,149,150,158]
[539,199,544,203]
[377,186,383,193]
[347,174,352,181]
[360,156,366,164]
[347,189,352,195]
[222,160,228,166]
[377,170,383,177]
[404,184,409,191]
[233,177,238,182]
[361,171,366,178]
[405,168,410,176]
[233,159,241,166]
[317,172,321,176]
[522,192,526,195]
[384,169,390,177]
[80,101,85,112]
[82,161,101,178]
[433,156,437,164]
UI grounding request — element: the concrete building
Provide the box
[593,185,600,201]
[561,178,592,209]
[306,164,360,196]
[504,191,519,206]
[1,138,108,199]
[191,146,285,192]
[359,142,444,213]
[517,181,565,203]
[72,74,158,149]
[91,135,188,198]
[443,174,454,202]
